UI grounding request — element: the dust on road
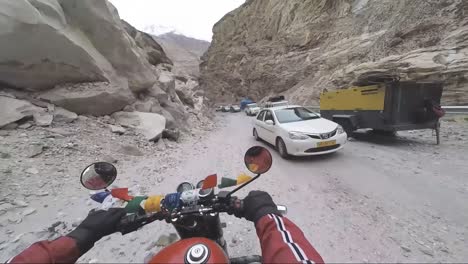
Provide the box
[1,113,467,262]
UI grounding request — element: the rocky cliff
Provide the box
[0,0,206,138]
[200,0,468,105]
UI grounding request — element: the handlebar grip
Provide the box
[117,214,140,235]
[229,198,244,218]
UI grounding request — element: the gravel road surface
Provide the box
[1,113,467,262]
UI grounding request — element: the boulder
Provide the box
[0,0,108,91]
[109,124,126,135]
[39,82,135,116]
[112,111,166,141]
[158,71,176,94]
[58,0,158,92]
[53,107,78,123]
[175,89,195,107]
[164,102,188,124]
[0,0,157,92]
[148,85,170,106]
[133,100,154,113]
[33,112,53,127]
[159,108,176,129]
[162,129,180,142]
[0,96,41,128]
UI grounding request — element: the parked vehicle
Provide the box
[240,98,255,110]
[221,106,231,112]
[78,147,286,263]
[245,103,261,116]
[215,105,224,112]
[320,81,444,144]
[253,105,347,158]
[230,105,241,112]
[267,95,285,102]
[264,101,289,108]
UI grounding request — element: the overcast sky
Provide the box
[109,0,244,41]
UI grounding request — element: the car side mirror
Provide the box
[265,120,274,126]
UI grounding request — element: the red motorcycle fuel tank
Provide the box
[149,237,229,264]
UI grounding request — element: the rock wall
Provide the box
[0,0,201,135]
[200,0,468,105]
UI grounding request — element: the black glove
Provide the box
[243,190,280,224]
[67,208,126,254]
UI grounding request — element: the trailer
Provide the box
[320,81,445,144]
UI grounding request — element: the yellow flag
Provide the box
[237,173,252,185]
[144,195,164,213]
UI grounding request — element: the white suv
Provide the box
[245,103,261,116]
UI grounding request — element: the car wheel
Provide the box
[276,138,289,159]
[253,128,260,141]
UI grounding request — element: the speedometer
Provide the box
[196,180,214,198]
[176,182,195,193]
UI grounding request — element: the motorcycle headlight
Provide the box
[337,125,345,134]
[289,131,309,140]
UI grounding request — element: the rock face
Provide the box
[121,20,173,67]
[200,0,468,105]
[0,0,156,92]
[155,32,210,77]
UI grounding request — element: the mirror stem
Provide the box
[227,174,260,197]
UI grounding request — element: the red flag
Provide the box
[202,174,217,189]
[111,188,134,201]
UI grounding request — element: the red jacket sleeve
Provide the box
[256,214,324,264]
[7,237,81,264]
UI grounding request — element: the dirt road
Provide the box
[1,113,467,262]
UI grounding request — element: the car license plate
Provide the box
[317,140,336,148]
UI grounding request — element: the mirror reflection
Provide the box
[244,146,272,174]
[80,162,117,190]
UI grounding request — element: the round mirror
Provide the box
[244,146,272,174]
[80,162,117,190]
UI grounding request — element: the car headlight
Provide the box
[289,131,309,140]
[337,125,345,134]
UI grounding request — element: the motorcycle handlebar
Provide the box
[117,196,244,235]
[116,195,287,235]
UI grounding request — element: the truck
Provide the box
[319,81,445,144]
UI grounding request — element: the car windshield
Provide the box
[274,107,320,123]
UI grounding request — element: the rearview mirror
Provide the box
[244,146,272,174]
[265,120,274,125]
[80,162,117,190]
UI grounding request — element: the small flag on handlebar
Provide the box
[201,174,217,189]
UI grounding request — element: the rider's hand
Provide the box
[67,208,126,254]
[243,190,280,224]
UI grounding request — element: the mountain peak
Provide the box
[142,24,183,36]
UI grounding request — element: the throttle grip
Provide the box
[117,214,139,235]
[230,198,244,218]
